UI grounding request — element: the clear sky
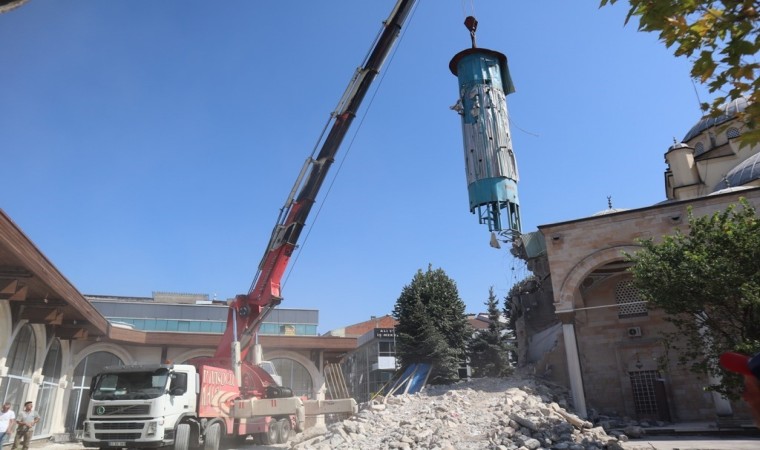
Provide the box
[1,1,710,334]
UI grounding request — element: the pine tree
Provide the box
[468,287,514,377]
[392,265,470,384]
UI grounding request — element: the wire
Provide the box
[461,0,476,18]
[282,0,422,290]
[508,112,539,138]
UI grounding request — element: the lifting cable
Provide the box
[461,0,476,21]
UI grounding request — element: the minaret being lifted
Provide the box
[450,16,521,242]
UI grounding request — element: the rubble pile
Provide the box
[291,376,634,450]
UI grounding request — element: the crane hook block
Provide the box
[464,16,478,34]
[464,16,478,48]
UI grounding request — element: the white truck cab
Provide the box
[82,364,198,449]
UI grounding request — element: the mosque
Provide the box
[510,97,760,424]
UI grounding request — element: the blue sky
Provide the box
[1,1,708,334]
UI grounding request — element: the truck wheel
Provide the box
[261,421,280,445]
[174,424,190,450]
[204,422,220,450]
[277,418,292,444]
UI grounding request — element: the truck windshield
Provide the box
[91,368,170,400]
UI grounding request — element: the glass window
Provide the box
[629,370,660,417]
[259,324,278,335]
[0,324,36,417]
[378,341,396,357]
[66,352,123,435]
[270,358,313,399]
[35,339,62,436]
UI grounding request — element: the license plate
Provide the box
[108,442,126,447]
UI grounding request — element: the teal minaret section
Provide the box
[450,17,520,239]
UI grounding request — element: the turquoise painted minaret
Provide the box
[450,16,520,239]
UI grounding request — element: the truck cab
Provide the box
[82,364,198,449]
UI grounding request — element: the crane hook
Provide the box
[464,15,478,48]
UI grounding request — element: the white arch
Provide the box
[29,324,47,384]
[172,348,214,364]
[263,350,325,399]
[72,342,136,369]
[0,301,12,362]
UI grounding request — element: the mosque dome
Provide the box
[592,207,629,217]
[682,97,748,145]
[712,152,760,192]
[590,196,629,216]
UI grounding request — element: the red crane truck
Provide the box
[81,1,417,448]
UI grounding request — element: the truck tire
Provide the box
[203,423,220,450]
[261,421,280,445]
[277,418,292,444]
[174,424,190,450]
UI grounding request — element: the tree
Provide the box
[600,0,760,145]
[468,287,515,377]
[625,198,760,397]
[505,275,538,332]
[392,265,470,384]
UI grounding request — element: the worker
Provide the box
[10,401,40,450]
[719,352,760,426]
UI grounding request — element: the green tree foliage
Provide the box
[505,275,538,332]
[600,0,760,144]
[392,265,470,384]
[468,287,515,377]
[625,199,760,397]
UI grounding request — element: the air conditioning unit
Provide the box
[627,326,642,338]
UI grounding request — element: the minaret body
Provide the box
[450,46,520,237]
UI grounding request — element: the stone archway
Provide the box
[557,245,641,311]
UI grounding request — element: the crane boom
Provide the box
[215,0,417,359]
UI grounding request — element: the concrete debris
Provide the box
[290,374,646,450]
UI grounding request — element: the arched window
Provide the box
[35,339,62,436]
[66,352,123,435]
[0,324,36,414]
[727,127,741,139]
[270,358,313,399]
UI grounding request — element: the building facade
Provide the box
[0,216,356,442]
[511,99,760,423]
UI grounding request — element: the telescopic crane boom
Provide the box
[215,0,417,360]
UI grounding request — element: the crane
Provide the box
[215,0,418,364]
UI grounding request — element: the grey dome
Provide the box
[683,97,748,143]
[713,152,760,191]
[592,207,628,217]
